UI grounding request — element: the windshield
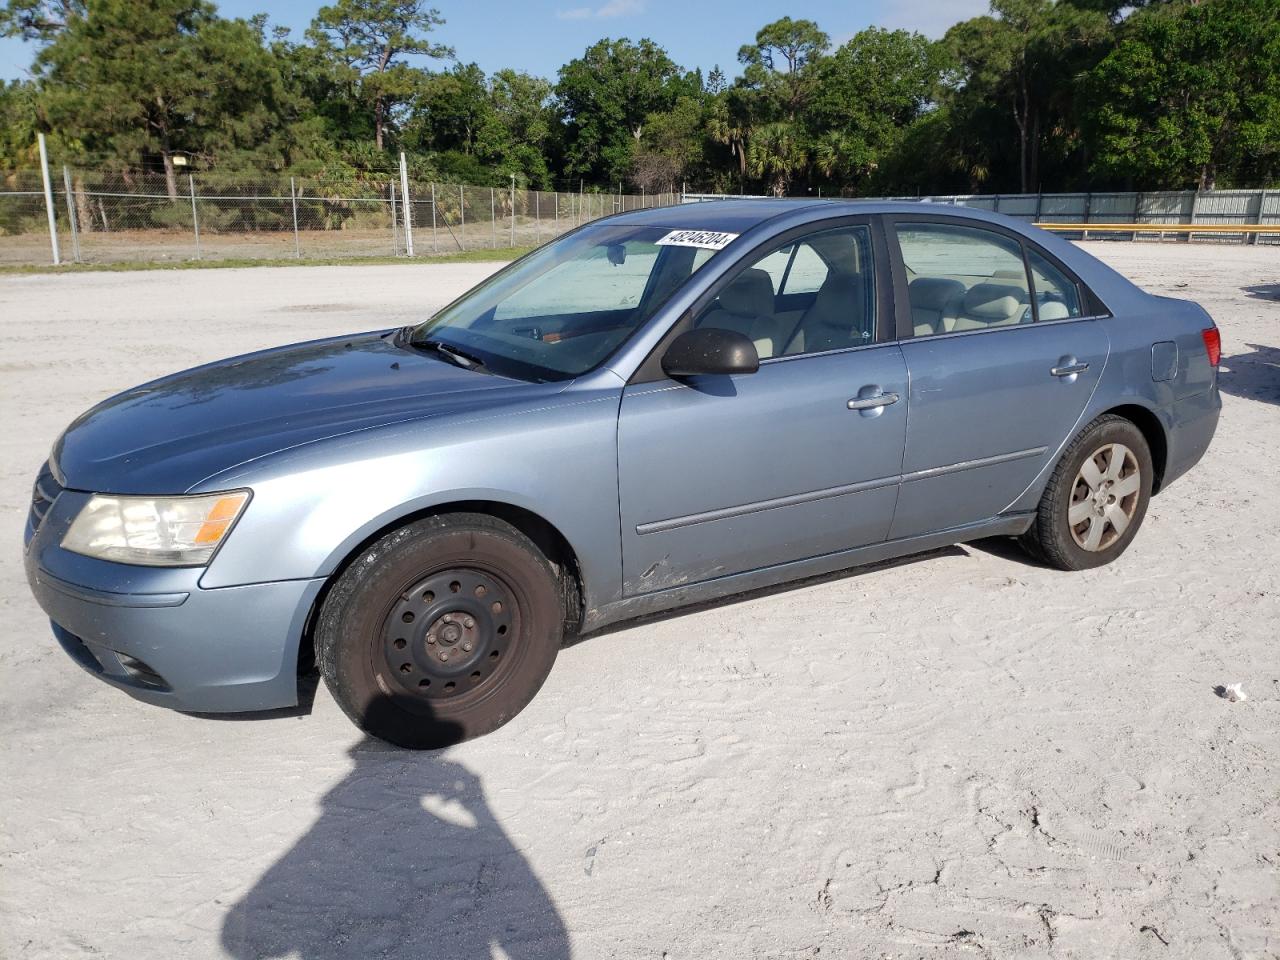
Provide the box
[409,223,720,381]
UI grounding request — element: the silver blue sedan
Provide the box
[24,200,1221,747]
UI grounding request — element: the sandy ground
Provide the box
[1,243,1277,960]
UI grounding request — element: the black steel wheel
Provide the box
[316,514,564,749]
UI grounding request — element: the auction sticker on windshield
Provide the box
[655,229,739,250]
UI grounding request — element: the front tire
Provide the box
[1021,415,1154,571]
[316,514,564,749]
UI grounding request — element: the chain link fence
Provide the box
[0,165,680,266]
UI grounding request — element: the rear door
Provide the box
[616,219,908,595]
[887,218,1110,540]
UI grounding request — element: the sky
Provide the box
[0,0,990,82]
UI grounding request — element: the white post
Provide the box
[510,174,516,247]
[189,173,201,260]
[398,152,414,257]
[290,176,300,258]
[61,164,80,263]
[430,182,438,253]
[37,133,60,265]
[389,181,399,255]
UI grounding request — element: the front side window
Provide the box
[693,225,876,359]
[897,223,1033,336]
[411,224,720,381]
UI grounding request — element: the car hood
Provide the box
[53,331,551,494]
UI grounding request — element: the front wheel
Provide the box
[1021,415,1154,571]
[316,514,564,749]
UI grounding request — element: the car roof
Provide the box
[608,198,1011,232]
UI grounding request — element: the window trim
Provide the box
[628,214,893,384]
[884,213,1111,343]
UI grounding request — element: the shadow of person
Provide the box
[221,724,571,960]
[1218,342,1280,406]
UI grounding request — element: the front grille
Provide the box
[30,461,64,531]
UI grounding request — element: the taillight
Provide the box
[1201,327,1221,367]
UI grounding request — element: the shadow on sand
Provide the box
[220,728,570,960]
[1218,342,1280,406]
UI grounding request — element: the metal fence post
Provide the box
[1081,191,1092,241]
[189,173,201,260]
[61,164,80,263]
[555,192,559,235]
[37,133,60,265]
[490,187,497,248]
[431,182,438,253]
[510,175,516,248]
[535,190,540,242]
[290,176,300,258]
[459,185,465,249]
[399,152,414,257]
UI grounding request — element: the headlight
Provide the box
[61,491,250,566]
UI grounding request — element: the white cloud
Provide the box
[556,0,645,21]
[875,0,990,39]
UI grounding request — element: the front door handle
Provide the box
[1051,360,1089,378]
[847,392,900,411]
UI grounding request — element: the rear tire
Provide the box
[1020,415,1153,571]
[316,514,563,749]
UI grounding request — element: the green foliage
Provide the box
[2,0,1276,197]
[1083,0,1280,189]
[555,37,690,184]
[306,0,451,150]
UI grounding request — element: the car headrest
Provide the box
[963,282,1027,322]
[908,276,965,312]
[719,268,775,317]
[1038,300,1070,321]
[810,272,865,329]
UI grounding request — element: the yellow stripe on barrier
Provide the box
[1036,222,1280,235]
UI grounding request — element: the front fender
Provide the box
[196,384,625,616]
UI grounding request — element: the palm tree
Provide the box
[747,122,807,197]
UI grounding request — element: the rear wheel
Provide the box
[316,514,564,749]
[1021,415,1153,571]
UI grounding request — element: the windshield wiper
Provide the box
[412,337,490,373]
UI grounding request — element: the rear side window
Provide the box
[1027,248,1083,320]
[895,223,1032,337]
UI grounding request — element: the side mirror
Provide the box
[661,327,760,378]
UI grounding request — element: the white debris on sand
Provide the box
[1,243,1278,959]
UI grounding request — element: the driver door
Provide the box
[616,220,909,595]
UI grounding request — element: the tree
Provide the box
[807,28,945,191]
[943,0,1110,192]
[555,37,687,184]
[1084,0,1280,189]
[21,0,302,197]
[737,17,829,122]
[727,18,830,195]
[631,95,706,194]
[307,0,452,152]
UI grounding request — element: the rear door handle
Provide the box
[1051,361,1089,378]
[847,392,899,411]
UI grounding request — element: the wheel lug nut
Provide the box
[463,617,474,629]
[439,652,449,662]
[462,642,473,652]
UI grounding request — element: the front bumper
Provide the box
[24,481,325,713]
